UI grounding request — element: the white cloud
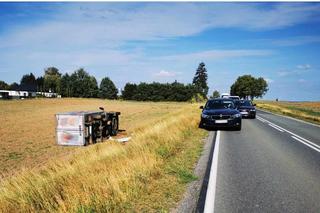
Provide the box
[154,70,177,77]
[297,64,311,70]
[298,79,307,83]
[1,3,320,50]
[158,49,273,62]
[277,64,311,77]
[272,36,320,46]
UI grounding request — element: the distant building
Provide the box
[36,92,59,98]
[0,90,59,99]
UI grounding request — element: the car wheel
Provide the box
[235,124,242,131]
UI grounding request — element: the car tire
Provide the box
[235,124,242,131]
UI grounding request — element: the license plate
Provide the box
[215,120,228,124]
[240,111,248,115]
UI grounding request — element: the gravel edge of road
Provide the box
[172,131,216,213]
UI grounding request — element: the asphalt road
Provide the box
[208,110,320,213]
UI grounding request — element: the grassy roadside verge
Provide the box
[0,104,207,212]
[255,101,320,125]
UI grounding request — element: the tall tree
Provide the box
[230,75,268,100]
[70,68,98,98]
[192,62,209,98]
[122,83,138,100]
[252,77,268,99]
[99,77,118,99]
[20,73,37,91]
[0,80,9,90]
[36,77,44,92]
[9,82,19,90]
[212,90,220,98]
[60,73,72,97]
[44,67,61,93]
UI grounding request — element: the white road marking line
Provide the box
[265,121,320,150]
[204,130,221,213]
[257,116,268,122]
[268,124,284,132]
[257,117,265,123]
[257,115,320,151]
[291,136,320,153]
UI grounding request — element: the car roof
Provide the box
[208,98,234,101]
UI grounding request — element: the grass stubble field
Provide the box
[0,98,207,212]
[255,100,320,125]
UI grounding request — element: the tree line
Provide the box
[0,63,268,101]
[0,67,118,99]
[0,62,210,101]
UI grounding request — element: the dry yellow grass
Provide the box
[0,98,206,212]
[0,98,186,178]
[255,100,320,124]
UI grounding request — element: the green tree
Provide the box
[121,81,197,102]
[44,67,61,93]
[212,90,220,98]
[99,77,117,99]
[70,68,98,98]
[60,73,72,97]
[36,77,44,92]
[122,83,138,100]
[0,80,9,90]
[9,82,19,90]
[252,77,268,99]
[20,73,37,91]
[192,62,209,98]
[230,75,268,100]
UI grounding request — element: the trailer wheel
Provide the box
[110,116,119,136]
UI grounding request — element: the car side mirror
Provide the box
[199,106,204,109]
[253,103,257,106]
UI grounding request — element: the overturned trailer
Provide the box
[56,107,120,146]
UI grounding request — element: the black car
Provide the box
[236,100,256,119]
[199,99,242,130]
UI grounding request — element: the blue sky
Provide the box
[0,2,320,101]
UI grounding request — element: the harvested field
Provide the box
[255,100,320,125]
[0,98,207,212]
[0,98,186,178]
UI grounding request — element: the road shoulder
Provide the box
[173,131,216,213]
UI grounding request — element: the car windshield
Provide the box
[229,97,240,100]
[239,100,252,106]
[206,100,235,109]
